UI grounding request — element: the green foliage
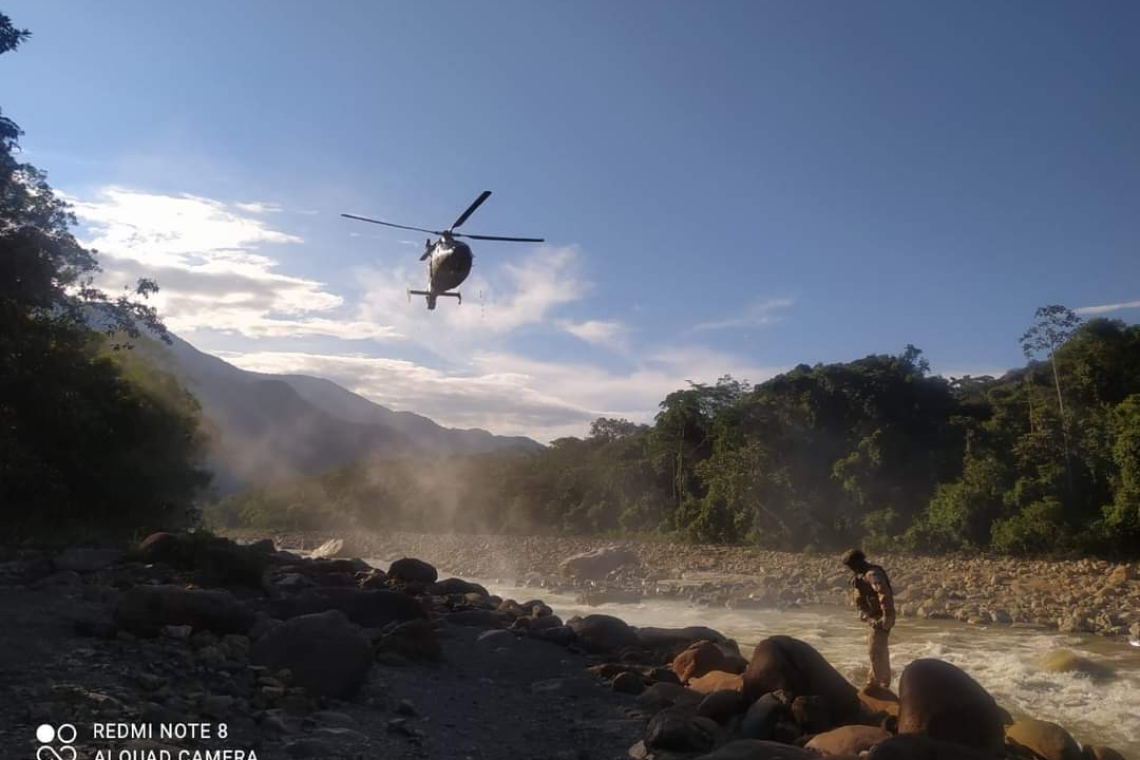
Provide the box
[1,14,209,539]
[214,319,1140,558]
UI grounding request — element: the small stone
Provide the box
[397,699,417,716]
[163,625,193,640]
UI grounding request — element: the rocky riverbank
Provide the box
[0,532,1132,760]
[229,531,1140,642]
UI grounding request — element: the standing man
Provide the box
[842,549,895,689]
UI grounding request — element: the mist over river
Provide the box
[467,577,1140,755]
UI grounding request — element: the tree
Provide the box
[1020,305,1082,496]
[1,12,209,538]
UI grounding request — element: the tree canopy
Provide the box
[1,12,210,539]
[211,317,1140,558]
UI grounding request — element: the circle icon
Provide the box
[36,725,55,744]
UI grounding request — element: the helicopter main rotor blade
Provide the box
[449,190,492,231]
[455,233,545,242]
[341,213,441,236]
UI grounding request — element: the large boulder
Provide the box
[644,707,721,754]
[135,532,183,564]
[431,577,489,597]
[388,557,438,585]
[674,641,745,683]
[558,545,639,580]
[697,690,747,724]
[114,585,255,637]
[742,636,860,724]
[133,532,268,587]
[637,683,705,712]
[566,614,640,653]
[640,626,740,661]
[867,734,997,760]
[694,740,816,760]
[269,588,426,628]
[740,693,788,741]
[251,610,373,697]
[1005,719,1082,760]
[896,659,1005,753]
[807,725,892,756]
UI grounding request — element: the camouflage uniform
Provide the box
[852,563,895,688]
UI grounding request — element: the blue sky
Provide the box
[4,1,1138,440]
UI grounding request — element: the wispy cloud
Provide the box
[688,297,794,333]
[559,319,629,348]
[68,186,401,341]
[1074,299,1140,316]
[218,346,786,442]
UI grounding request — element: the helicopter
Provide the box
[341,190,544,310]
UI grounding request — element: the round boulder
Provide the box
[897,658,1004,752]
[697,690,747,724]
[251,609,373,697]
[743,635,860,723]
[388,557,438,585]
[807,725,892,756]
[566,614,640,654]
[114,585,255,637]
[1006,718,1082,760]
[674,640,738,684]
[558,545,639,581]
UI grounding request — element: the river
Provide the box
[473,578,1140,755]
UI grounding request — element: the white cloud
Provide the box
[233,201,283,214]
[688,297,794,333]
[559,319,629,348]
[1074,299,1140,316]
[67,187,402,341]
[217,345,785,442]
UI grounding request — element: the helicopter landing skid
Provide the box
[407,289,461,310]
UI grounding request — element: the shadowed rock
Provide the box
[269,588,426,628]
[897,659,1005,753]
[742,636,860,724]
[114,585,255,637]
[566,614,640,653]
[251,609,373,697]
[388,557,438,585]
[558,545,639,580]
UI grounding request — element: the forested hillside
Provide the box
[211,315,1140,557]
[0,15,210,538]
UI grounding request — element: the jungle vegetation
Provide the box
[209,313,1140,558]
[1,13,210,539]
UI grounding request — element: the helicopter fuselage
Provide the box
[428,237,473,293]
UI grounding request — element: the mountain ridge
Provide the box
[139,334,542,495]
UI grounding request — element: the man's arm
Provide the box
[868,570,895,630]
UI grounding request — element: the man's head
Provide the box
[842,548,868,572]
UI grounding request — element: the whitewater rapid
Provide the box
[476,579,1140,755]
